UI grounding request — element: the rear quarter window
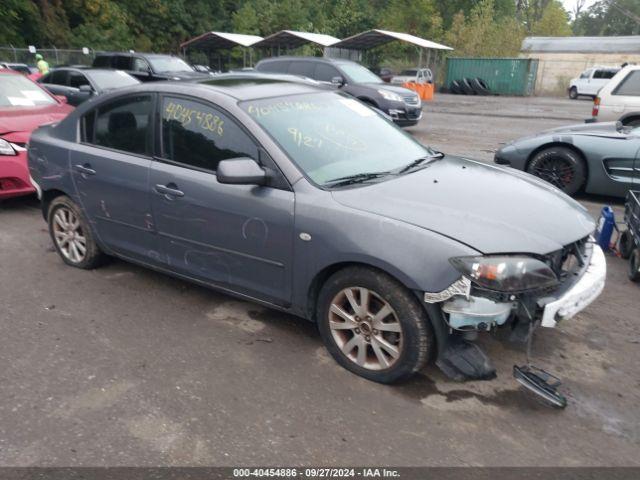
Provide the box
[613,71,640,96]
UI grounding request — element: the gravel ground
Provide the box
[0,94,638,467]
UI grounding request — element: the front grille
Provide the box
[403,95,420,106]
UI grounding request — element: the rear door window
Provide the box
[93,56,111,68]
[258,60,289,74]
[160,96,258,172]
[92,94,153,155]
[613,71,640,96]
[288,61,315,78]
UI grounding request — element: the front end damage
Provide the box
[423,237,606,401]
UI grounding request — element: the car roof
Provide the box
[123,72,328,101]
[95,52,179,58]
[49,67,128,74]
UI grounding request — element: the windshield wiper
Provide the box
[397,152,444,174]
[323,171,392,187]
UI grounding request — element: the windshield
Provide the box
[242,92,432,186]
[338,64,382,84]
[148,56,193,73]
[400,70,418,76]
[0,74,55,107]
[89,70,140,89]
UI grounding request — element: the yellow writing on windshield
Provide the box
[247,101,324,118]
[288,127,322,149]
[164,101,224,136]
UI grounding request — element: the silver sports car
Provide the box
[495,122,640,197]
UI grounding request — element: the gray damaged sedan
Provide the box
[495,122,640,197]
[28,74,606,387]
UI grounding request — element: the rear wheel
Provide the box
[618,230,634,259]
[569,87,578,99]
[48,195,105,269]
[629,249,640,282]
[526,146,586,196]
[317,267,434,383]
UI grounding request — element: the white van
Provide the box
[591,65,640,127]
[568,66,619,99]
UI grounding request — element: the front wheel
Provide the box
[48,195,105,269]
[569,87,578,99]
[526,146,586,196]
[619,230,634,259]
[317,267,434,383]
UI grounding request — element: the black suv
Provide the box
[92,52,210,82]
[255,57,421,127]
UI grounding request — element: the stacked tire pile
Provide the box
[449,78,491,95]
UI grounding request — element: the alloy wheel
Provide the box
[52,207,87,264]
[530,156,575,190]
[329,287,403,370]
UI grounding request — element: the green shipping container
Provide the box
[445,58,539,96]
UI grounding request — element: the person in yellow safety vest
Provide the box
[35,54,49,75]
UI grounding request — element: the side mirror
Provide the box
[217,158,267,185]
[79,85,92,93]
[54,95,68,104]
[331,76,345,87]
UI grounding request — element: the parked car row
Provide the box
[255,57,422,127]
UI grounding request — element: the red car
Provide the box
[0,69,73,199]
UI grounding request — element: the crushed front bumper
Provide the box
[539,244,606,328]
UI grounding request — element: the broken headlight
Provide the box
[449,255,559,293]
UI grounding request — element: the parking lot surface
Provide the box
[1,94,638,466]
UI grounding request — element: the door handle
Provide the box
[73,164,96,176]
[155,183,184,198]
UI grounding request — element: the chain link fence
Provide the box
[0,46,96,67]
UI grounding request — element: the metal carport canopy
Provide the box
[252,30,341,49]
[180,31,264,50]
[332,29,452,51]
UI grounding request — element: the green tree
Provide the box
[573,0,640,36]
[531,1,572,36]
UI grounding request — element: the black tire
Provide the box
[629,249,640,282]
[48,195,105,269]
[316,266,434,384]
[471,78,490,95]
[450,80,462,94]
[569,87,578,100]
[526,146,586,196]
[618,230,635,259]
[461,78,476,95]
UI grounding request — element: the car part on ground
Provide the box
[460,78,476,95]
[471,78,490,95]
[29,73,604,386]
[448,78,491,95]
[495,121,640,198]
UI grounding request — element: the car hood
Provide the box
[159,70,212,80]
[331,156,595,255]
[0,103,73,142]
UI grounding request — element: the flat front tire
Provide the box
[527,146,586,196]
[48,195,104,269]
[317,267,434,383]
